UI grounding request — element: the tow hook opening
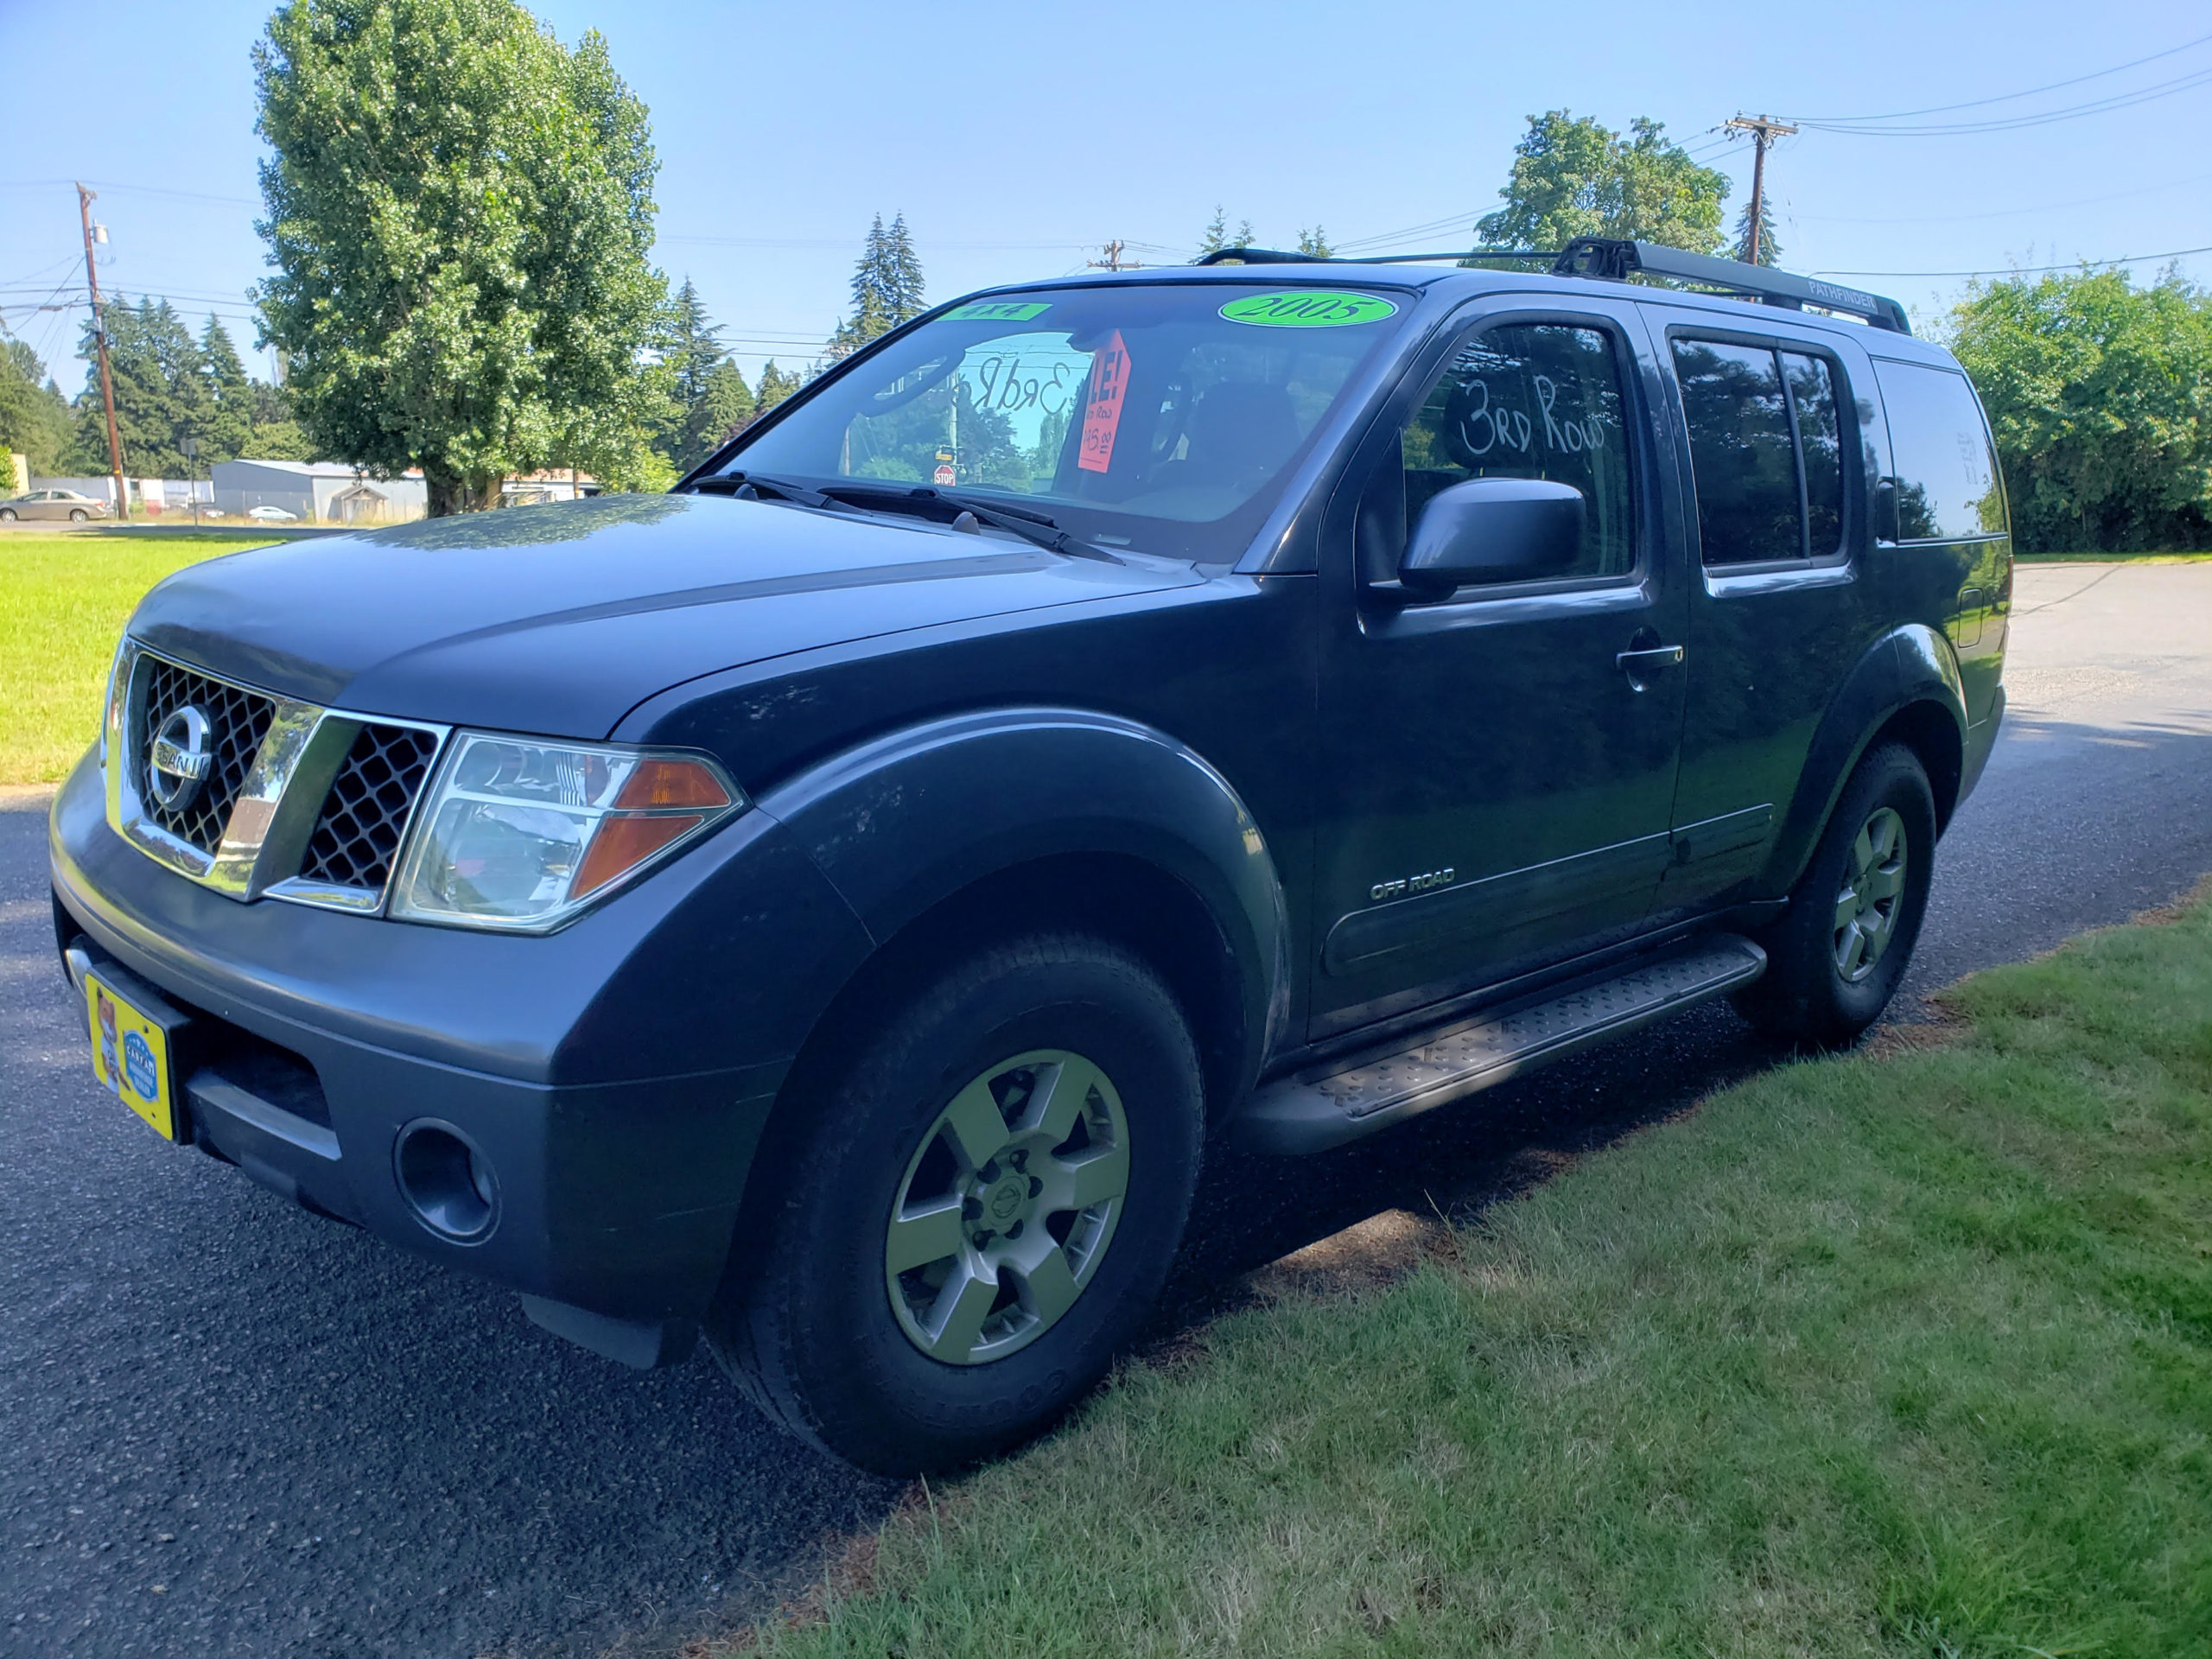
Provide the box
[393,1119,499,1243]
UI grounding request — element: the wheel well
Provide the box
[1867,700,1965,832]
[732,854,1249,1251]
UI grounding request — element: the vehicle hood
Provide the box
[128,493,1203,737]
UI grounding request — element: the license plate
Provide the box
[86,969,181,1141]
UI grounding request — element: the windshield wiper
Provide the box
[690,473,1124,565]
[882,486,1124,565]
[687,472,857,514]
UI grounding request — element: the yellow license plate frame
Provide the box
[86,969,181,1141]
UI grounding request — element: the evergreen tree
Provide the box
[654,276,741,470]
[197,317,256,461]
[1732,196,1782,267]
[1196,207,1256,258]
[1297,226,1333,257]
[68,295,205,476]
[695,359,754,454]
[0,340,73,474]
[753,360,798,412]
[881,213,925,322]
[829,213,927,360]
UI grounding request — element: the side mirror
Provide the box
[1397,477,1585,598]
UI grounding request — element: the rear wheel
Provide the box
[706,933,1204,1473]
[68,508,87,523]
[1735,743,1936,1048]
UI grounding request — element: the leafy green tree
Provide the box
[1477,111,1730,253]
[829,213,928,361]
[1946,267,2212,552]
[1296,226,1333,257]
[0,340,73,474]
[252,0,671,513]
[1732,196,1782,267]
[1195,207,1256,258]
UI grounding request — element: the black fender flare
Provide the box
[1764,623,1968,893]
[755,707,1293,1092]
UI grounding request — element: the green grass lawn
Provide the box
[743,890,2212,1659]
[0,532,275,785]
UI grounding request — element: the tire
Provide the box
[68,509,87,523]
[1734,742,1937,1049]
[705,933,1205,1473]
[0,508,16,522]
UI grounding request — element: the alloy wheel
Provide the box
[1833,805,1907,982]
[884,1049,1130,1366]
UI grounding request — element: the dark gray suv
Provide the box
[52,239,2008,1471]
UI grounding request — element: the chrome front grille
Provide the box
[138,658,276,852]
[105,642,448,913]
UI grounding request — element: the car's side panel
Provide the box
[1754,622,1968,899]
[620,575,1321,1088]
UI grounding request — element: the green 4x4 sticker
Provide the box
[1219,291,1399,327]
[944,300,1052,321]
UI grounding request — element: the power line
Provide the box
[1815,243,2212,278]
[1785,29,2212,124]
[1796,66,2212,137]
[0,178,257,207]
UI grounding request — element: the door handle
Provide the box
[1616,644,1685,674]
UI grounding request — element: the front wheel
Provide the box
[0,507,16,522]
[706,933,1204,1473]
[1735,742,1937,1049]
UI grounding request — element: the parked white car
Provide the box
[245,505,301,522]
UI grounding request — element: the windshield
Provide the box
[715,283,1410,560]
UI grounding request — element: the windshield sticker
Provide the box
[945,300,1052,322]
[1218,291,1399,328]
[1077,330,1132,474]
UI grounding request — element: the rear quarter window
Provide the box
[1874,359,2005,541]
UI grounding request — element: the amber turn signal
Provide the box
[613,758,734,810]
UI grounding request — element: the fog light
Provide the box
[393,1120,499,1243]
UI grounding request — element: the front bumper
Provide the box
[48,751,875,1339]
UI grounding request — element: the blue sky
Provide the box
[2,0,2206,393]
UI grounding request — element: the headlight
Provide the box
[389,733,744,932]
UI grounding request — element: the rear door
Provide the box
[1646,314,1886,911]
[1309,297,1692,1039]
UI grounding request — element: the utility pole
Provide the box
[1725,115,1797,265]
[76,183,127,519]
[1087,239,1143,272]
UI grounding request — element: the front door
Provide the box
[1310,301,1691,1040]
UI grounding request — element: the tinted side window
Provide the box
[1402,322,1636,582]
[1875,360,2003,540]
[1784,352,1844,556]
[1672,340,1801,563]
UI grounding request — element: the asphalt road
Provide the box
[5,563,2210,1657]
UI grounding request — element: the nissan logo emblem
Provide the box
[147,705,213,811]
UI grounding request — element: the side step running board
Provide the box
[1238,934,1767,1155]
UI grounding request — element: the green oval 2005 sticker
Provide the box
[1219,291,1399,327]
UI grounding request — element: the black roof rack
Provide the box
[1192,238,1911,335]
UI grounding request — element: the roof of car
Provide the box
[963,250,1955,364]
